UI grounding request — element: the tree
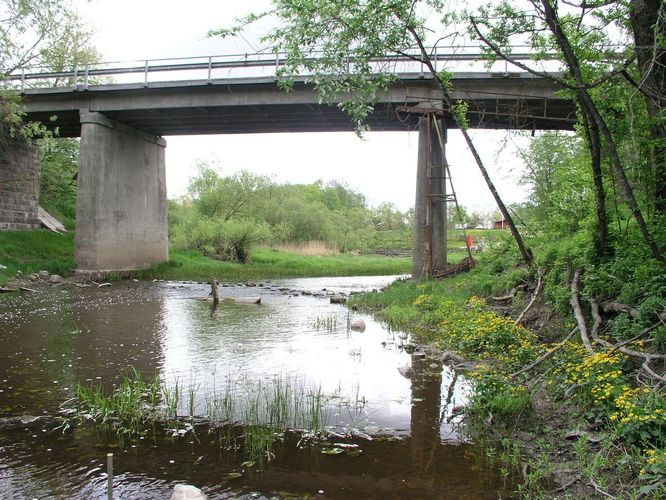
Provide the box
[39,137,79,225]
[211,0,535,265]
[0,0,99,134]
[629,0,666,214]
[470,0,664,263]
[187,163,272,222]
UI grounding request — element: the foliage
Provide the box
[468,371,532,421]
[39,138,79,228]
[0,0,100,137]
[170,163,410,258]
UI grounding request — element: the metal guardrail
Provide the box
[6,45,566,92]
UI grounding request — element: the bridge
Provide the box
[8,50,576,278]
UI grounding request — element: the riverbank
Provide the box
[0,229,412,285]
[349,261,666,498]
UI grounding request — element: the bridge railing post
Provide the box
[84,65,89,89]
[144,60,149,87]
[274,52,279,80]
[20,68,25,92]
[207,56,212,84]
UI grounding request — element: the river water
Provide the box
[0,276,514,499]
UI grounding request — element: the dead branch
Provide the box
[209,277,219,305]
[511,326,580,378]
[587,297,664,359]
[490,284,527,302]
[550,475,581,494]
[571,267,594,352]
[602,301,640,319]
[610,321,664,353]
[641,362,666,385]
[592,333,665,359]
[590,298,603,340]
[516,268,544,324]
[589,478,617,499]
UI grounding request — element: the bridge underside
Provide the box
[22,75,576,137]
[25,98,574,137]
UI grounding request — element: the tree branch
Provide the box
[571,267,594,352]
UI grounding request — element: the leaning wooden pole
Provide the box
[209,277,219,305]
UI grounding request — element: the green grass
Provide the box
[0,230,75,284]
[0,229,487,284]
[136,247,411,281]
[365,228,508,251]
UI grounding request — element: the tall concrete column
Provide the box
[76,111,168,272]
[412,115,447,280]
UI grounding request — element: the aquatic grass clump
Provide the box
[74,369,164,438]
[312,314,338,331]
[71,369,330,461]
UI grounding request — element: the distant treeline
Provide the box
[167,163,411,262]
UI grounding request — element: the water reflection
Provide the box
[0,277,513,498]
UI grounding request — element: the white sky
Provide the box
[73,0,531,213]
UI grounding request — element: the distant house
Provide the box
[494,219,509,229]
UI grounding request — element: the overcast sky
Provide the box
[72,0,532,213]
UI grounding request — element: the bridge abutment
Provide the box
[76,111,168,272]
[412,116,447,280]
[0,127,41,231]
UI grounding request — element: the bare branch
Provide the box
[516,268,544,324]
[571,267,594,352]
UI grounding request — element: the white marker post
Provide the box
[107,452,113,500]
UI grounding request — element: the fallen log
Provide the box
[510,325,579,378]
[571,267,594,353]
[516,268,543,324]
[602,301,640,319]
[433,257,475,279]
[0,287,18,293]
[489,284,527,302]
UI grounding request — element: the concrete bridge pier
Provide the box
[412,115,447,280]
[76,111,168,273]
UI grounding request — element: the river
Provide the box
[0,276,513,498]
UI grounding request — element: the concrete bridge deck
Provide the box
[21,72,575,136]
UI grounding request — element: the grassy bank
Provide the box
[349,252,666,498]
[0,230,412,283]
[0,230,75,284]
[138,247,411,281]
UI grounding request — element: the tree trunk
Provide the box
[630,0,666,213]
[580,106,609,259]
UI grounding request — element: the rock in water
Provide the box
[350,319,366,332]
[397,364,414,379]
[170,484,209,500]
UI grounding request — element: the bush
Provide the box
[171,213,270,263]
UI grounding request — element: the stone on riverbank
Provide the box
[170,484,209,500]
[350,319,366,332]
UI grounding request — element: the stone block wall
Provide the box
[0,129,40,231]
